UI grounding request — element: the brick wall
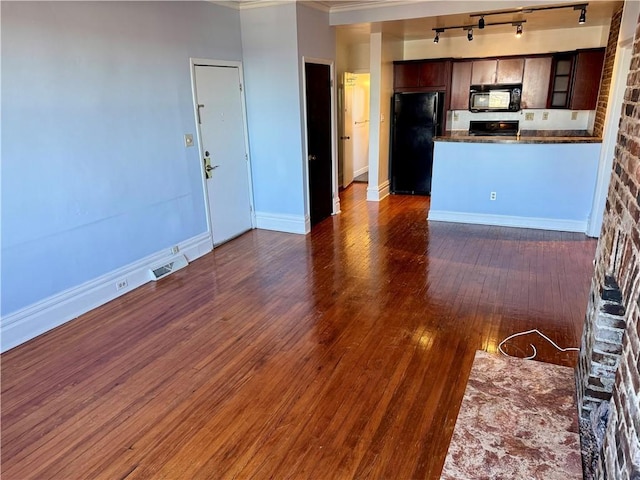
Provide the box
[594,5,623,137]
[576,13,640,480]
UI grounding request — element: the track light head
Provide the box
[478,16,485,29]
[467,28,473,41]
[515,24,523,38]
[434,31,440,43]
[579,7,586,24]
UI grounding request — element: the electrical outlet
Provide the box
[525,112,534,121]
[571,111,579,120]
[542,111,549,120]
[116,279,128,291]
[453,112,459,121]
[490,192,497,201]
[171,245,180,255]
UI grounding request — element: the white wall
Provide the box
[367,31,402,201]
[404,24,609,60]
[296,3,337,214]
[240,3,307,233]
[1,1,243,349]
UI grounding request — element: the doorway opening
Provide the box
[340,72,370,188]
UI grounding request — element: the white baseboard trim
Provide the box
[367,180,390,202]
[427,210,588,233]
[1,233,213,353]
[354,166,368,177]
[255,211,309,234]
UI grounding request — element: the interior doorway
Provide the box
[305,62,334,227]
[341,72,370,187]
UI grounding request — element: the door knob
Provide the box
[340,136,350,140]
[308,154,317,161]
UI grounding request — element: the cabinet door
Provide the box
[496,58,524,84]
[471,59,497,84]
[419,61,448,88]
[570,49,605,110]
[451,61,472,110]
[394,63,421,88]
[521,56,552,109]
[548,54,574,108]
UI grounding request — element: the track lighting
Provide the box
[578,7,586,24]
[479,16,485,29]
[515,23,523,37]
[467,28,473,41]
[434,29,442,43]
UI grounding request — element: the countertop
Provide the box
[435,130,602,144]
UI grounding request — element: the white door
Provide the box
[341,72,355,187]
[194,65,253,245]
[352,73,370,178]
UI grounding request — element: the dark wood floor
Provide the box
[1,184,597,479]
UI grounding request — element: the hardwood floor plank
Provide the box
[1,184,597,479]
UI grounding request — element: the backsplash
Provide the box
[447,109,595,132]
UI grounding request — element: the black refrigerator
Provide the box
[390,91,444,195]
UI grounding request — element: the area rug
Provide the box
[440,350,582,480]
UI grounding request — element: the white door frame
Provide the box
[189,58,256,240]
[301,56,340,228]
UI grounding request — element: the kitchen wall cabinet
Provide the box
[394,60,451,91]
[570,49,606,110]
[470,58,524,85]
[547,49,605,110]
[470,60,497,85]
[521,56,553,109]
[451,61,472,110]
[496,58,525,84]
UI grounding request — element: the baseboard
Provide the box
[427,210,588,233]
[255,211,309,234]
[354,166,368,177]
[0,233,213,353]
[367,180,390,202]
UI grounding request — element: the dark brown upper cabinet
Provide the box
[570,49,606,110]
[393,60,451,91]
[496,58,525,84]
[470,58,524,85]
[521,56,553,109]
[450,61,472,110]
[470,59,497,85]
[547,48,605,109]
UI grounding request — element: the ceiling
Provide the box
[329,1,622,45]
[232,1,622,46]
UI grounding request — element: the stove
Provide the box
[469,120,519,136]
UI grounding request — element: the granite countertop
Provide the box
[436,130,602,144]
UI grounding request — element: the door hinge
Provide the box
[239,83,243,92]
[330,79,334,88]
[245,153,248,161]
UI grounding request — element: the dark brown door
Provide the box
[305,62,333,227]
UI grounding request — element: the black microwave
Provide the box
[469,84,522,112]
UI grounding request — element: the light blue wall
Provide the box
[240,3,306,217]
[431,142,601,223]
[1,1,243,315]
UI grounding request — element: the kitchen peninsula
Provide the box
[429,131,602,232]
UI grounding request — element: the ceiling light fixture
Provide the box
[578,6,587,24]
[479,16,485,29]
[515,23,523,37]
[432,20,526,41]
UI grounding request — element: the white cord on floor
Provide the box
[498,329,579,360]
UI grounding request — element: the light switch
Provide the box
[184,134,194,147]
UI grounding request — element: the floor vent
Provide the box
[148,254,188,281]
